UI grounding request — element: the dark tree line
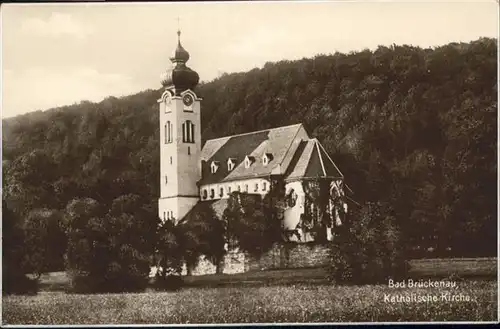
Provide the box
[2,38,497,271]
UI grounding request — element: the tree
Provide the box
[2,200,38,295]
[223,191,282,258]
[23,209,67,277]
[178,202,226,274]
[155,218,184,278]
[65,196,157,293]
[154,218,185,290]
[328,202,410,285]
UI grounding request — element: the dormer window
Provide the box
[227,158,236,171]
[211,161,220,174]
[262,153,273,166]
[244,156,255,169]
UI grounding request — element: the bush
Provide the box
[328,202,410,285]
[153,274,184,292]
[2,272,39,296]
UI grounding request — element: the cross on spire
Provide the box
[176,17,181,42]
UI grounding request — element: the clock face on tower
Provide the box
[183,94,194,107]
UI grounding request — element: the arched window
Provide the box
[219,187,224,197]
[202,189,208,200]
[165,121,172,144]
[182,120,195,143]
[210,189,215,199]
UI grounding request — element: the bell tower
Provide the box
[158,29,201,223]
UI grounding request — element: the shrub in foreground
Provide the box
[328,202,410,284]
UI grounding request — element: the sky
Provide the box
[1,1,498,118]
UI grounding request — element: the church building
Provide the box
[158,30,347,243]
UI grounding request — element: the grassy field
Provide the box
[3,280,497,324]
[3,257,497,324]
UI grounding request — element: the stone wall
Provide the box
[178,250,247,276]
[174,242,331,277]
[245,243,330,272]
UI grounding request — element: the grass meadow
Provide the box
[2,258,498,324]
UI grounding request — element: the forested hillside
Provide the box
[3,37,497,257]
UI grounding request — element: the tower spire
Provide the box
[160,25,199,93]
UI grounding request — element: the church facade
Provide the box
[157,31,347,245]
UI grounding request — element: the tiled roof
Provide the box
[198,123,343,186]
[199,124,304,185]
[285,139,343,181]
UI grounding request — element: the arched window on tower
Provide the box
[182,120,195,143]
[165,121,172,144]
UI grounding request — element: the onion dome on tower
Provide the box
[160,30,200,95]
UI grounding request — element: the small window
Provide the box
[163,212,166,221]
[237,185,241,192]
[262,153,273,166]
[170,211,174,219]
[211,161,220,174]
[202,189,208,200]
[262,182,267,191]
[188,146,191,155]
[167,211,170,220]
[227,158,236,171]
[244,184,248,193]
[219,187,224,197]
[227,186,232,194]
[210,189,215,198]
[244,156,254,169]
[165,176,168,185]
[170,156,172,164]
[254,183,258,192]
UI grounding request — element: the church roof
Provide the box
[199,123,303,185]
[284,138,343,181]
[199,123,343,185]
